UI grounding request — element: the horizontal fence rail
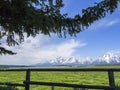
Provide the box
[1,68,120,71]
[0,68,120,90]
[24,81,115,89]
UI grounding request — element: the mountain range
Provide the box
[34,52,120,66]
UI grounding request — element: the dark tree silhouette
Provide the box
[0,0,120,55]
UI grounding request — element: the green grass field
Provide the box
[0,65,120,90]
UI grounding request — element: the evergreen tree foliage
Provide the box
[0,0,120,55]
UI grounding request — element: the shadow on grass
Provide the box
[0,85,18,90]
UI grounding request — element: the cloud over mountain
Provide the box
[0,35,86,65]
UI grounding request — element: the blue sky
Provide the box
[0,0,120,65]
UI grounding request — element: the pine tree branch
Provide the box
[0,47,16,55]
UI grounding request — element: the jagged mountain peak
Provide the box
[49,57,78,64]
[34,52,120,66]
[98,52,120,63]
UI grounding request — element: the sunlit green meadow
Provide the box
[0,65,120,90]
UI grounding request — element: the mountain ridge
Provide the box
[34,52,120,66]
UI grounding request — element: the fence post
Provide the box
[108,71,115,89]
[25,70,30,90]
[51,85,54,90]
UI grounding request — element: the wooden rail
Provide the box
[23,81,114,89]
[0,68,120,90]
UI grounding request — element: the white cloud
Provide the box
[89,18,120,30]
[105,50,120,55]
[0,35,86,65]
[106,19,119,26]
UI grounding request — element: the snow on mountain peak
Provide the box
[98,52,120,63]
[34,52,120,66]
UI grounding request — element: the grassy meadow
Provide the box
[0,65,120,90]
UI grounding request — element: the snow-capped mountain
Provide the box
[34,57,95,66]
[34,52,120,66]
[95,52,120,65]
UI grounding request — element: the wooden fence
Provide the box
[0,68,120,90]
